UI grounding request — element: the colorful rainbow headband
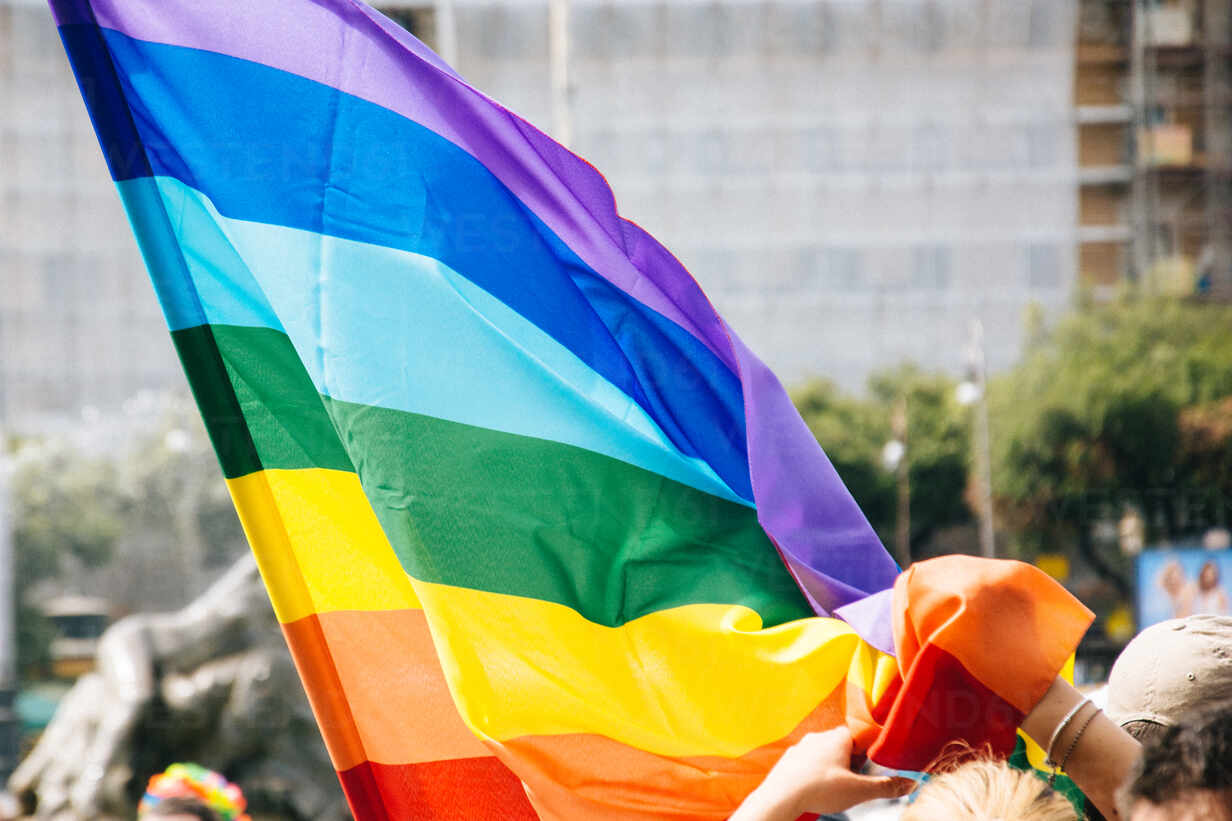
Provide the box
[138,763,250,821]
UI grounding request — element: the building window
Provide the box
[912,245,952,290]
[805,127,840,173]
[912,124,948,172]
[692,130,725,175]
[1027,0,1054,49]
[890,1,945,53]
[1026,243,1062,289]
[42,253,74,306]
[1025,123,1051,168]
[818,247,865,291]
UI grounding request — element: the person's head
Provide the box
[137,764,248,821]
[901,758,1077,821]
[1107,615,1232,744]
[1200,561,1221,592]
[1122,708,1232,821]
[1160,561,1186,596]
[139,796,222,821]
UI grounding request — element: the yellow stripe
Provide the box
[226,469,420,622]
[850,635,901,706]
[227,466,894,758]
[415,580,889,759]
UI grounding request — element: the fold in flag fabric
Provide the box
[49,1,1094,818]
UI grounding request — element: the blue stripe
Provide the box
[65,23,753,503]
[121,175,748,506]
[57,21,153,181]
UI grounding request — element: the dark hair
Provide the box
[1125,706,1232,807]
[141,796,223,821]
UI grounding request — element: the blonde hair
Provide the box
[902,759,1078,821]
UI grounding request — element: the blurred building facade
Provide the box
[0,0,1079,423]
[0,0,183,431]
[433,0,1081,389]
[1076,0,1232,299]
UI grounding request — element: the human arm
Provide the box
[730,728,914,821]
[1021,677,1141,821]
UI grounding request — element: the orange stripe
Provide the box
[280,615,367,772]
[893,556,1093,713]
[282,609,489,771]
[284,605,887,818]
[491,690,847,821]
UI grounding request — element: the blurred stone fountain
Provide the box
[8,555,350,821]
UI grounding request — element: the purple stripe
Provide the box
[62,0,738,374]
[730,329,901,616]
[835,589,897,657]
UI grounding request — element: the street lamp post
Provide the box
[959,320,997,559]
[434,0,459,67]
[0,431,18,783]
[549,0,573,148]
[883,397,911,568]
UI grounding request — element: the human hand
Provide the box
[731,727,915,821]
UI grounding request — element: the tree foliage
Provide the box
[9,393,247,679]
[793,366,972,560]
[989,299,1232,594]
[10,442,126,675]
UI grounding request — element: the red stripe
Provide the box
[338,758,539,821]
[867,644,1023,771]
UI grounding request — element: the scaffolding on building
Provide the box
[1077,0,1232,299]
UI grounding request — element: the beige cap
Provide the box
[1106,614,1232,729]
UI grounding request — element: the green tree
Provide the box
[10,441,125,676]
[105,395,247,611]
[9,393,248,679]
[1177,397,1232,512]
[870,366,973,554]
[792,366,972,561]
[990,299,1232,594]
[793,379,896,537]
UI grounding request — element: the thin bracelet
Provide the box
[1045,697,1091,768]
[1049,700,1098,784]
[1059,706,1100,772]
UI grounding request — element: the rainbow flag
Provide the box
[49,1,1094,818]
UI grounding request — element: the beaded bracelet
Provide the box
[1045,697,1091,769]
[1053,705,1101,785]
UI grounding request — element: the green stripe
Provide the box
[175,323,810,628]
[172,324,354,477]
[325,397,811,628]
[171,325,263,478]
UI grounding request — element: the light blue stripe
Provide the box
[121,176,748,507]
[120,177,284,333]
